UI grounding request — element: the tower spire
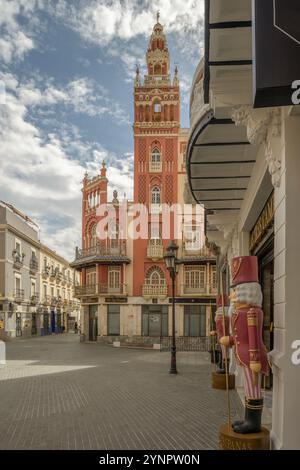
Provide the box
[156,10,160,23]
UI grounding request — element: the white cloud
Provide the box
[0,72,133,259]
[13,75,130,124]
[0,0,41,63]
[50,0,204,81]
[52,0,204,46]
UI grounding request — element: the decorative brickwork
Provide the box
[138,139,147,162]
[138,175,147,203]
[165,175,174,204]
[165,139,174,162]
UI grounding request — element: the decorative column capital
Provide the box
[231,106,282,187]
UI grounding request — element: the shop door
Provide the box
[51,311,56,333]
[57,314,62,333]
[89,305,98,341]
[31,313,37,335]
[43,313,49,335]
[16,313,22,337]
[258,237,274,389]
[149,311,162,337]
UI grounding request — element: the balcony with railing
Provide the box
[181,284,217,296]
[181,243,216,261]
[29,257,39,275]
[147,242,164,260]
[49,270,56,282]
[74,284,97,297]
[12,250,25,269]
[42,295,51,306]
[142,281,168,298]
[149,161,162,173]
[42,266,50,279]
[71,242,130,268]
[55,269,63,283]
[74,283,127,297]
[30,293,39,305]
[14,289,25,303]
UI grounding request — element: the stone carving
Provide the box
[231,106,282,187]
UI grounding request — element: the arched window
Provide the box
[90,224,97,248]
[146,266,165,285]
[151,148,161,163]
[151,186,161,205]
[154,63,161,75]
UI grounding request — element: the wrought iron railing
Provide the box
[14,289,25,303]
[74,284,127,296]
[160,336,210,352]
[75,243,127,260]
[30,293,39,305]
[29,258,39,273]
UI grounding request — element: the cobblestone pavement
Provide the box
[0,335,243,450]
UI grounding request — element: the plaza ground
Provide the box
[0,334,243,450]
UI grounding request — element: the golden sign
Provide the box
[249,194,274,251]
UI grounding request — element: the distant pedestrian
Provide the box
[74,322,78,334]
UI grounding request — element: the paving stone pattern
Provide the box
[0,335,243,450]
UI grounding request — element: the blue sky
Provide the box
[0,0,204,259]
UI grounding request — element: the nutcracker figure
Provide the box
[220,256,269,434]
[210,295,230,374]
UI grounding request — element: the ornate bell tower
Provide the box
[133,15,181,297]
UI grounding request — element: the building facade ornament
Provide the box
[231,106,282,187]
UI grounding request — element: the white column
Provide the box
[270,112,300,450]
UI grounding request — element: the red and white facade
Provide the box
[72,20,217,346]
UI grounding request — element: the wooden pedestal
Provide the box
[212,372,235,390]
[219,424,270,450]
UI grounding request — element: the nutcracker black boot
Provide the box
[217,355,225,374]
[232,399,248,429]
[233,399,263,434]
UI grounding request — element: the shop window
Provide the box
[184,305,206,337]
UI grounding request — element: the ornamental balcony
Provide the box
[30,293,39,305]
[49,270,57,282]
[42,295,51,306]
[181,243,216,262]
[71,243,130,269]
[12,250,25,269]
[147,242,164,260]
[98,284,127,296]
[50,296,58,306]
[42,266,50,279]
[180,284,217,296]
[55,269,63,283]
[142,281,168,298]
[149,161,162,173]
[14,289,25,303]
[74,284,127,298]
[29,257,39,275]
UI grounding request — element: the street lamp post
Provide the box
[164,240,179,375]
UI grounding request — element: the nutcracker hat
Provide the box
[216,294,229,308]
[231,256,259,287]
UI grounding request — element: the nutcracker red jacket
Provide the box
[229,306,269,374]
